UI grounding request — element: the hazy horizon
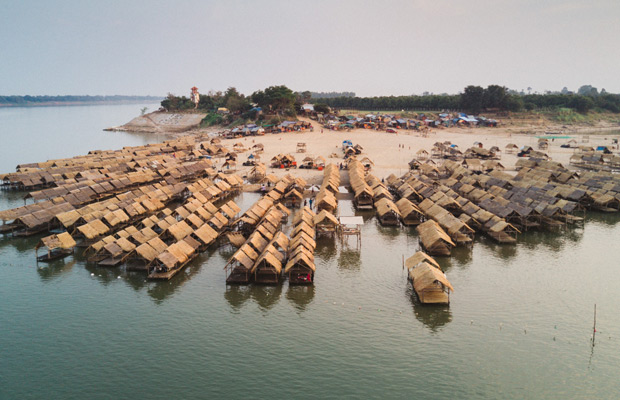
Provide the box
[2,0,619,98]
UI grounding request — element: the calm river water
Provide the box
[1,105,619,399]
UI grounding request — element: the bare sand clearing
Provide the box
[197,118,619,184]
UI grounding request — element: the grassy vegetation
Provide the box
[551,108,589,124]
[200,113,224,127]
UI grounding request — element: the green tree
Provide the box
[577,85,598,97]
[570,95,595,113]
[314,103,330,113]
[461,85,485,114]
[223,87,250,113]
[252,85,296,116]
[484,85,508,109]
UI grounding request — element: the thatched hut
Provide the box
[395,198,424,226]
[416,220,455,256]
[284,248,315,284]
[314,210,340,236]
[35,232,76,262]
[149,237,200,280]
[408,262,453,305]
[375,198,401,226]
[225,243,259,284]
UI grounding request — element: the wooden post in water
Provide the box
[592,303,597,343]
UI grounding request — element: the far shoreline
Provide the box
[0,100,162,108]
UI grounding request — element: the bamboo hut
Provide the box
[124,237,168,271]
[314,210,340,236]
[284,248,315,284]
[251,233,289,284]
[375,198,401,226]
[251,247,284,284]
[395,198,424,226]
[225,243,259,284]
[405,251,441,271]
[408,262,453,305]
[416,220,455,256]
[35,232,76,262]
[284,188,304,208]
[149,237,201,280]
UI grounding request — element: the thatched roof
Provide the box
[36,232,76,251]
[416,220,455,248]
[409,262,454,292]
[405,251,441,270]
[314,210,340,226]
[193,224,218,246]
[375,198,401,218]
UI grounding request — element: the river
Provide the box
[0,105,619,399]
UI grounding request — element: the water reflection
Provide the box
[250,284,283,311]
[520,230,567,253]
[355,209,375,223]
[84,263,120,286]
[1,235,39,255]
[450,245,473,265]
[315,236,337,260]
[286,284,315,312]
[587,211,620,226]
[146,263,202,304]
[338,249,361,270]
[36,258,76,281]
[406,286,453,333]
[224,285,252,312]
[375,224,401,242]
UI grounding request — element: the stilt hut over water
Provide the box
[35,232,76,262]
[348,159,374,209]
[408,261,453,305]
[375,198,401,226]
[225,243,259,284]
[148,237,201,280]
[405,251,454,304]
[314,210,340,236]
[395,198,424,226]
[252,233,289,284]
[285,248,315,284]
[416,220,455,256]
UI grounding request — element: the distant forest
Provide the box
[310,92,356,99]
[311,85,620,114]
[0,95,163,106]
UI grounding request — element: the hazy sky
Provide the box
[1,0,619,97]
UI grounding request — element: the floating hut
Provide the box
[225,243,259,284]
[252,233,289,284]
[149,237,201,280]
[395,198,424,226]
[35,232,76,262]
[284,248,315,284]
[314,210,340,236]
[408,261,453,305]
[375,198,401,226]
[416,220,455,256]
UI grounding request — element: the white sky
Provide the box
[1,0,619,97]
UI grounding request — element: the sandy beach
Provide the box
[191,117,620,184]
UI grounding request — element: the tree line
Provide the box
[311,85,620,114]
[162,85,299,116]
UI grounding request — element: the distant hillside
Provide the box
[0,95,163,107]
